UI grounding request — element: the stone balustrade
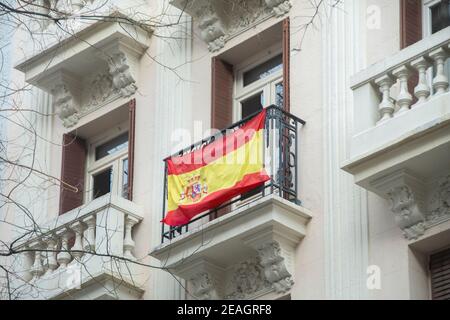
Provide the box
[13,195,144,297]
[351,27,450,134]
[343,27,450,241]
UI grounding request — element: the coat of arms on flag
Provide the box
[162,109,270,227]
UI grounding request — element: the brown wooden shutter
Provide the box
[210,57,234,218]
[211,57,234,130]
[400,0,423,49]
[400,0,422,101]
[128,99,136,201]
[282,17,291,112]
[59,134,87,215]
[430,247,450,300]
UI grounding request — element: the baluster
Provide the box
[430,48,449,95]
[30,241,44,280]
[44,236,59,273]
[70,221,85,262]
[123,215,139,260]
[375,75,395,123]
[82,215,96,252]
[21,248,34,282]
[393,66,413,114]
[40,240,49,274]
[411,57,431,106]
[56,228,72,268]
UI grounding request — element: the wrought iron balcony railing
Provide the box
[161,105,306,243]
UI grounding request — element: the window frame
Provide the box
[232,44,283,206]
[233,43,283,123]
[85,121,129,202]
[423,0,443,36]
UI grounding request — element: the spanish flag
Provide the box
[163,109,270,227]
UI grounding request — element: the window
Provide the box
[87,124,129,201]
[424,0,450,34]
[234,47,284,203]
[235,48,284,122]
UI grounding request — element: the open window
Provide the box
[59,100,136,215]
[423,0,450,35]
[234,49,283,121]
[88,129,130,201]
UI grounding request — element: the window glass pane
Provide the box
[431,1,450,34]
[95,133,129,161]
[241,92,264,118]
[275,82,284,109]
[122,158,129,199]
[93,168,112,199]
[243,54,283,87]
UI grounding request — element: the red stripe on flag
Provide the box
[167,109,266,175]
[162,171,270,227]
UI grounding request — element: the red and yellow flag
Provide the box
[163,109,270,226]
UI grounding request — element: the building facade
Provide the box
[0,0,449,300]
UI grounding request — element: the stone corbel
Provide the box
[96,40,141,98]
[264,0,293,17]
[371,170,427,240]
[244,229,295,294]
[175,258,224,300]
[42,71,82,128]
[197,9,226,52]
[181,0,226,52]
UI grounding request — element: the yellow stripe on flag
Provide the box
[167,129,265,212]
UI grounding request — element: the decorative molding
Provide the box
[372,170,427,240]
[226,0,272,36]
[372,171,450,240]
[104,48,137,98]
[244,232,295,294]
[428,175,450,223]
[256,241,294,293]
[387,185,426,239]
[264,0,292,17]
[190,272,219,300]
[225,258,270,299]
[170,0,292,52]
[45,71,82,128]
[176,259,223,300]
[84,73,117,110]
[193,1,226,52]
[38,37,144,128]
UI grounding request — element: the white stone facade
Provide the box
[0,0,449,300]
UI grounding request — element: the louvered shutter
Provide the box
[430,248,450,300]
[59,134,87,215]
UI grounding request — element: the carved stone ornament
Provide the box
[106,49,138,98]
[225,258,270,299]
[428,175,450,222]
[387,185,426,239]
[375,171,450,240]
[84,73,117,109]
[44,41,140,128]
[171,0,292,52]
[256,241,294,293]
[190,271,219,300]
[264,0,293,17]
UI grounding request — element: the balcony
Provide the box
[15,5,151,128]
[11,196,145,300]
[343,27,450,240]
[150,106,312,300]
